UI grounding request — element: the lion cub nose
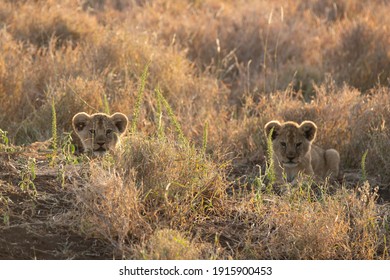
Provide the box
[287,155,295,161]
[97,140,105,146]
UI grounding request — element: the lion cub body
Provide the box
[72,112,128,156]
[264,120,340,183]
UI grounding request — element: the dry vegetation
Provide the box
[0,0,390,259]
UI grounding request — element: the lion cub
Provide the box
[264,120,340,184]
[72,112,128,156]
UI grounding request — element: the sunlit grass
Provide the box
[0,0,389,260]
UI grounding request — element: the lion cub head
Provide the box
[72,112,128,156]
[264,120,317,168]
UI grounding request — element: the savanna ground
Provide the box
[1,0,390,260]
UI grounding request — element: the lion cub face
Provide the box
[264,120,317,168]
[72,112,128,156]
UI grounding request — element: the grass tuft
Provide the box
[50,98,58,164]
[265,127,276,187]
[1,0,390,260]
[155,87,188,146]
[131,62,150,134]
[361,149,369,182]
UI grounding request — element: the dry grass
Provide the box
[0,0,390,260]
[135,229,205,260]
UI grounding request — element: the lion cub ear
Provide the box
[300,121,317,142]
[264,120,282,140]
[72,112,91,133]
[110,113,128,135]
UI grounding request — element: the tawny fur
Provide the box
[72,112,128,156]
[264,120,340,184]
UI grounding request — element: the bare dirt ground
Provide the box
[0,147,117,259]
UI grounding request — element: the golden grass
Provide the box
[0,0,390,259]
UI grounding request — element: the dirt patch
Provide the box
[0,225,111,259]
[0,146,119,259]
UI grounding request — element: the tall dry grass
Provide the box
[1,0,390,259]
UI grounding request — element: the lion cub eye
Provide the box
[106,129,113,135]
[296,142,302,148]
[89,129,96,135]
[280,142,286,147]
